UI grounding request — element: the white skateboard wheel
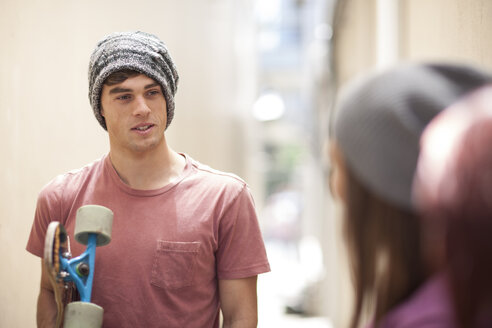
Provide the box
[64,301,103,328]
[74,205,113,246]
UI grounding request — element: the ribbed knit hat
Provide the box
[333,62,492,210]
[88,31,179,130]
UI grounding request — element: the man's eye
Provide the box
[117,95,131,100]
[148,90,160,96]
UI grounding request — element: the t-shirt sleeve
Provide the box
[26,178,64,258]
[216,184,270,279]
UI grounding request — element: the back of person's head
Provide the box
[330,62,492,328]
[415,86,492,328]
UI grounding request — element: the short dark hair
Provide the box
[104,69,141,86]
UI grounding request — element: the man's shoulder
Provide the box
[185,155,249,198]
[39,156,106,198]
[187,155,247,187]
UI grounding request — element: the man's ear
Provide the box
[329,141,348,203]
[100,107,105,118]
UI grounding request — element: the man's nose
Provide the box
[133,96,151,116]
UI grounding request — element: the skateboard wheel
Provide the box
[64,301,103,328]
[74,205,113,246]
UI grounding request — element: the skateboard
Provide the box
[44,205,113,328]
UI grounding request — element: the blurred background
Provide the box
[1,0,492,327]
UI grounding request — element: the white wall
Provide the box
[0,1,258,326]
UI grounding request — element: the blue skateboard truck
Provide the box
[44,205,113,328]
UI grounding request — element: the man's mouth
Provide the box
[133,124,154,131]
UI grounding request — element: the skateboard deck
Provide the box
[44,222,79,328]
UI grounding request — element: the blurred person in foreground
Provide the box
[414,85,492,328]
[26,31,270,327]
[329,62,491,328]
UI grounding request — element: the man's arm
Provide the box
[219,276,258,328]
[37,260,58,328]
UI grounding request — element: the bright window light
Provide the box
[252,91,285,121]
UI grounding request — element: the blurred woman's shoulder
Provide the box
[376,273,456,328]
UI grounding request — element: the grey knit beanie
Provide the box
[88,31,179,130]
[333,62,492,210]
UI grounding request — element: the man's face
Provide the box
[100,74,167,155]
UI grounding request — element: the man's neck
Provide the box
[109,144,186,190]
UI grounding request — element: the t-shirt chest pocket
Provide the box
[151,240,201,290]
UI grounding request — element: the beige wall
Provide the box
[401,0,492,67]
[0,0,258,326]
[334,0,492,86]
[333,0,378,86]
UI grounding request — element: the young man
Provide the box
[27,31,270,327]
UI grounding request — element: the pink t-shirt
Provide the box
[27,154,270,328]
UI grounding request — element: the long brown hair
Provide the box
[344,166,426,328]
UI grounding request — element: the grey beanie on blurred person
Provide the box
[88,31,179,130]
[333,62,492,211]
